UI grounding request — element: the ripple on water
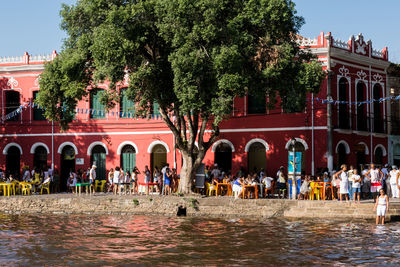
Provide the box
[0,214,400,265]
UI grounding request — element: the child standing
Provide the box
[352,169,362,203]
[374,188,389,225]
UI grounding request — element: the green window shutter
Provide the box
[122,151,136,173]
[153,101,160,116]
[93,152,106,180]
[248,94,266,114]
[90,89,105,119]
[33,91,46,121]
[120,89,135,118]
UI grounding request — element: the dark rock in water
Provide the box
[177,205,187,216]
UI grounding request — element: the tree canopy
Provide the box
[37,0,324,193]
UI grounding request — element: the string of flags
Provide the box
[312,95,400,106]
[1,101,164,122]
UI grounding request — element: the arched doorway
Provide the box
[151,144,167,174]
[338,78,349,129]
[375,147,383,165]
[248,142,266,174]
[287,142,306,174]
[394,144,400,167]
[356,82,367,131]
[355,144,367,170]
[373,84,383,133]
[34,146,48,170]
[214,143,232,173]
[91,145,106,180]
[60,146,76,191]
[337,143,347,168]
[6,146,21,179]
[121,145,136,173]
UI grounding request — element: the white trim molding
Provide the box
[335,140,351,154]
[357,142,370,155]
[57,142,78,155]
[211,139,235,152]
[3,142,23,155]
[30,142,50,154]
[117,141,139,155]
[374,144,387,157]
[244,138,270,152]
[147,140,170,153]
[285,138,309,150]
[87,141,109,156]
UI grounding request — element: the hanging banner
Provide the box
[288,151,301,174]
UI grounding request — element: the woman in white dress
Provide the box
[334,164,349,202]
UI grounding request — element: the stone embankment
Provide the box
[1,194,400,221]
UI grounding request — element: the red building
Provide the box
[0,32,393,187]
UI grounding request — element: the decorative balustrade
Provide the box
[332,38,350,50]
[372,49,384,58]
[296,37,318,46]
[0,56,24,64]
[29,54,52,62]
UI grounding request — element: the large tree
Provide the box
[37,0,324,193]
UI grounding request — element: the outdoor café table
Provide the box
[216,183,232,196]
[242,185,258,199]
[76,183,91,195]
[0,182,12,197]
[138,182,158,195]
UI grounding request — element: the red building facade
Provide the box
[0,32,393,187]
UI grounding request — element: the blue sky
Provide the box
[0,0,399,63]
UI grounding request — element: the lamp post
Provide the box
[291,138,297,200]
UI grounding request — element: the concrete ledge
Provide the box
[0,194,398,221]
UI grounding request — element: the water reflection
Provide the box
[1,214,400,265]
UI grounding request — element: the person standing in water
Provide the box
[374,188,389,225]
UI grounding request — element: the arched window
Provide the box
[120,88,135,118]
[338,78,349,129]
[247,142,266,173]
[91,145,106,179]
[5,90,20,121]
[373,84,383,133]
[34,146,48,170]
[337,143,347,168]
[375,147,383,165]
[121,145,136,173]
[355,143,367,170]
[356,82,367,131]
[248,94,266,114]
[6,146,21,179]
[214,143,232,173]
[90,89,105,119]
[151,144,167,174]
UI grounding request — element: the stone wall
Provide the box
[0,194,397,221]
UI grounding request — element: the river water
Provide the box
[1,213,400,266]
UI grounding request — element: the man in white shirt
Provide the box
[211,164,221,180]
[389,166,400,198]
[22,167,31,182]
[89,164,97,194]
[365,164,383,201]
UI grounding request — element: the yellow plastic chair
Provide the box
[309,182,321,200]
[95,180,107,192]
[21,183,32,195]
[40,182,50,194]
[205,182,217,196]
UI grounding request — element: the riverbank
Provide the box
[1,193,399,221]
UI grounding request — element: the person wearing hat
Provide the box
[89,164,97,194]
[389,166,399,198]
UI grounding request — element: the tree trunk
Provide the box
[178,152,198,194]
